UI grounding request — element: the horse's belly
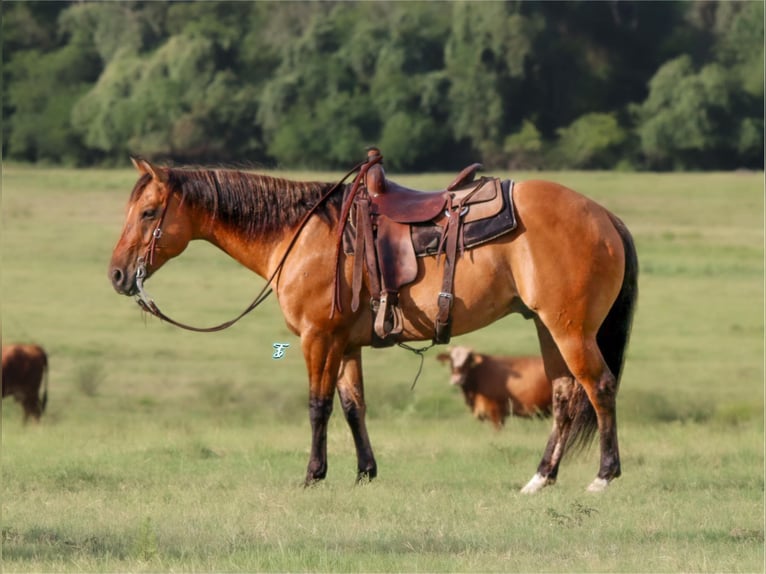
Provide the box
[398,242,519,340]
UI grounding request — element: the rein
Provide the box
[133,162,366,332]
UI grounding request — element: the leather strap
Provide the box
[434,212,460,344]
[332,154,383,316]
[431,181,485,344]
[351,196,369,312]
[361,201,381,303]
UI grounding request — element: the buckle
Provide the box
[444,206,469,218]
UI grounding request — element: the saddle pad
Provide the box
[342,179,517,257]
[412,179,516,256]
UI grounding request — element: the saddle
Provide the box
[334,148,517,347]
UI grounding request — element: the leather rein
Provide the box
[133,160,370,332]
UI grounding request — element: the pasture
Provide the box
[2,165,763,572]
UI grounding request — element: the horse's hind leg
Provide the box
[336,347,377,483]
[522,318,575,494]
[550,330,621,492]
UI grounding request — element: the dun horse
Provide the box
[109,157,637,493]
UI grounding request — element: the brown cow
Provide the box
[2,344,49,423]
[437,346,552,429]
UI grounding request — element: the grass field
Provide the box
[2,165,763,572]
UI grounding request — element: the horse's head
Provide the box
[109,158,194,296]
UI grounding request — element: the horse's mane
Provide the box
[132,167,344,238]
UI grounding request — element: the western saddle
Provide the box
[334,148,516,347]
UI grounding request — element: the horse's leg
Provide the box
[336,347,377,483]
[522,318,575,494]
[548,328,620,492]
[302,331,347,486]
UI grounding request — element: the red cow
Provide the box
[2,344,49,423]
[437,346,552,429]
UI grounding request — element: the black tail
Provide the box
[567,213,639,451]
[597,214,639,384]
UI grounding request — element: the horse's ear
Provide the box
[130,156,167,183]
[436,353,450,364]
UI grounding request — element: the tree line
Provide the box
[3,1,763,171]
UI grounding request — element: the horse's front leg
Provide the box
[336,347,377,483]
[302,330,347,486]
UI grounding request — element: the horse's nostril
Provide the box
[111,267,124,287]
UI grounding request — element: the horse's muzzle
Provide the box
[109,266,138,296]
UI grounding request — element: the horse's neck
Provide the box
[194,210,326,280]
[181,172,340,280]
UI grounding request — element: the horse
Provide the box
[108,157,638,493]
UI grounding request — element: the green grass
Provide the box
[2,165,763,572]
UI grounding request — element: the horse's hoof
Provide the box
[586,477,609,493]
[520,473,554,494]
[304,475,325,488]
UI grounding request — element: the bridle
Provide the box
[133,191,275,333]
[135,192,170,297]
[132,160,368,333]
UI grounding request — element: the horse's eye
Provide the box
[141,208,157,220]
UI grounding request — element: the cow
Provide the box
[2,344,49,423]
[437,346,552,429]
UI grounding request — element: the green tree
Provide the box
[711,1,764,167]
[3,1,762,170]
[636,51,761,169]
[68,2,265,163]
[367,3,452,170]
[5,3,101,163]
[445,2,537,165]
[256,4,373,167]
[72,33,260,163]
[552,113,628,169]
[503,120,543,170]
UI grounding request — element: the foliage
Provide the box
[445,2,536,165]
[2,1,763,170]
[552,113,629,169]
[635,55,761,169]
[503,120,544,170]
[4,4,101,164]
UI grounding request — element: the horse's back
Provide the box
[512,179,622,241]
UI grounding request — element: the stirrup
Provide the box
[374,292,404,340]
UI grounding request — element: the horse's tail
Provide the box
[567,213,639,452]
